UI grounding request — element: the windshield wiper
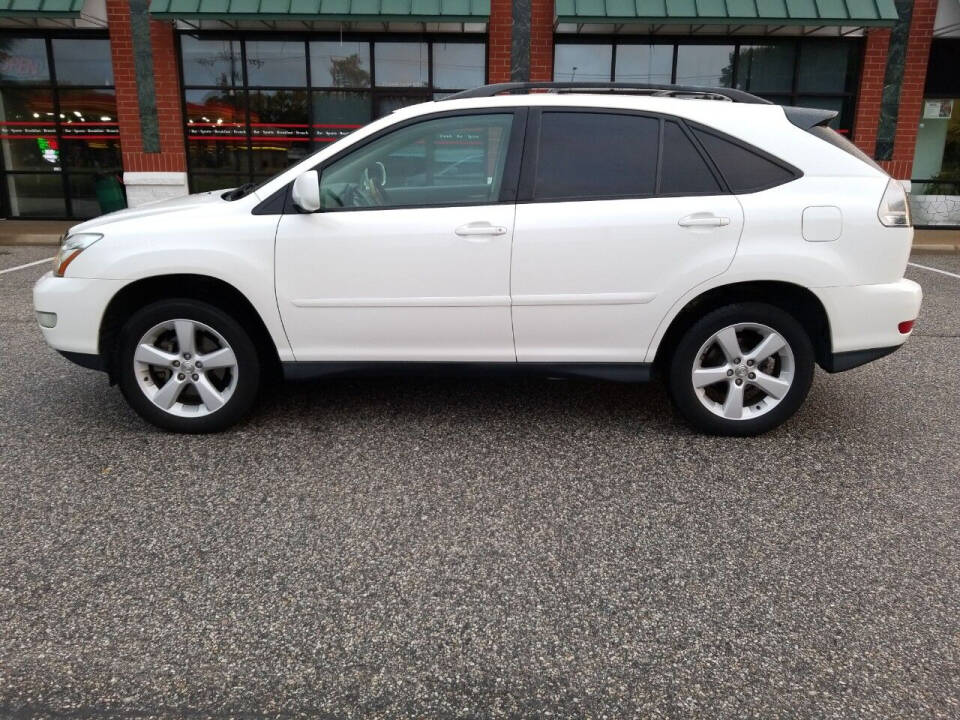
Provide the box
[222,182,256,201]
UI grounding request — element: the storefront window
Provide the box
[180,34,486,191]
[615,45,671,83]
[0,33,121,218]
[555,37,861,134]
[910,99,960,227]
[675,45,735,87]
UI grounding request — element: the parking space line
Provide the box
[908,262,960,280]
[0,257,54,276]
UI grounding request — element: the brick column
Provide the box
[882,0,937,179]
[852,29,890,159]
[853,0,938,180]
[530,0,554,82]
[488,0,512,83]
[107,0,188,206]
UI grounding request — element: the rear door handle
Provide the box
[678,214,730,228]
[455,222,508,237]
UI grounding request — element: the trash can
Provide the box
[95,174,127,214]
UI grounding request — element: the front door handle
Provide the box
[455,222,508,237]
[678,214,730,228]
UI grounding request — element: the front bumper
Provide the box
[33,272,125,357]
[813,278,922,362]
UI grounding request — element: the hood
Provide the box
[68,188,233,235]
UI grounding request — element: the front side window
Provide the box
[535,112,658,201]
[319,113,513,210]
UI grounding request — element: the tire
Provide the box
[116,299,261,433]
[667,302,815,436]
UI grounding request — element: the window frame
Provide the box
[0,29,119,220]
[516,107,800,204]
[177,31,489,193]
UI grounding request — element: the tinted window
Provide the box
[692,128,796,193]
[52,39,114,86]
[320,113,513,209]
[245,41,306,87]
[660,122,721,195]
[535,112,658,200]
[432,43,485,89]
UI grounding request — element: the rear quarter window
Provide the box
[691,127,799,193]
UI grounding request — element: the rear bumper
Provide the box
[820,345,901,373]
[813,279,922,360]
[33,272,124,356]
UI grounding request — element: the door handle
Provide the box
[678,214,730,228]
[455,223,508,237]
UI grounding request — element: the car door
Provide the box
[275,109,524,362]
[511,110,744,363]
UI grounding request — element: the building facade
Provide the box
[0,0,956,225]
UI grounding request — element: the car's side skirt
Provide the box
[282,361,653,384]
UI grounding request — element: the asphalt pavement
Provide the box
[1,246,958,718]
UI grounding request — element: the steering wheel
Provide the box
[361,161,387,206]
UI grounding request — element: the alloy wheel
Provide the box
[133,318,238,418]
[691,322,795,421]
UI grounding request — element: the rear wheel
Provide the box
[667,303,814,436]
[116,299,260,433]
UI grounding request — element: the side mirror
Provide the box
[291,170,321,213]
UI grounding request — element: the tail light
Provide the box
[898,320,915,334]
[877,179,912,227]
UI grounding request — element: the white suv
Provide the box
[33,82,922,436]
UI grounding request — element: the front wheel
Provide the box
[116,299,261,433]
[667,303,815,436]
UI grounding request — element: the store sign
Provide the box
[923,99,954,119]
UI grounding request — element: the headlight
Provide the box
[53,233,102,277]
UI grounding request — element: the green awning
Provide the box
[149,0,490,22]
[0,0,85,17]
[555,0,899,26]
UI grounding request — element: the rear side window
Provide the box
[692,128,797,193]
[535,112,658,200]
[659,121,721,195]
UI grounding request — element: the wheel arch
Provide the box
[98,274,282,383]
[652,280,832,373]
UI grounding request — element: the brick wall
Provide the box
[852,29,890,160]
[488,0,512,82]
[530,0,554,82]
[106,0,185,174]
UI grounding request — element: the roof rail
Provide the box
[443,82,773,105]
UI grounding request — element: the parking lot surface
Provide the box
[1,246,958,718]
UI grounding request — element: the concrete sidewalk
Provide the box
[0,220,73,246]
[0,219,958,250]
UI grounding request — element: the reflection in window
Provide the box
[736,44,795,94]
[797,42,854,93]
[311,42,371,87]
[312,91,370,144]
[374,43,428,87]
[184,88,248,173]
[0,38,49,84]
[615,45,672,83]
[0,88,58,171]
[52,39,114,86]
[554,44,612,82]
[245,41,307,87]
[249,89,311,175]
[432,43,485,89]
[675,45,735,87]
[180,36,242,87]
[5,173,66,216]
